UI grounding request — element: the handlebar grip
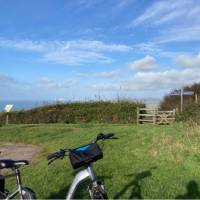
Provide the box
[104,133,114,139]
[47,152,59,160]
[96,133,116,141]
[47,149,66,161]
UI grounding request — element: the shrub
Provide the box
[176,103,200,124]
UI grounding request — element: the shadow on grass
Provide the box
[114,167,156,199]
[48,185,70,199]
[47,172,112,199]
[176,180,200,199]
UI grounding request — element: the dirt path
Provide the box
[0,143,39,161]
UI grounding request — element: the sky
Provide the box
[1,0,200,101]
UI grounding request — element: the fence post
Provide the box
[153,109,156,125]
[173,109,176,116]
[137,107,139,125]
[172,109,176,124]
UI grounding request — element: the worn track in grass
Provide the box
[0,143,38,161]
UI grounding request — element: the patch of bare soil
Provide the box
[0,143,38,161]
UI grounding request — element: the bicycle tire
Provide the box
[21,187,36,200]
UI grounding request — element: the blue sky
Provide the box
[1,0,200,101]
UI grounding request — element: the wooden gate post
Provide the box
[153,109,156,125]
[137,107,139,125]
[173,109,176,116]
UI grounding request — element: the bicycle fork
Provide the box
[66,165,98,200]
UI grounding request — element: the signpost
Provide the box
[170,89,194,112]
[195,93,198,104]
[4,104,13,124]
[170,91,194,95]
[170,88,194,112]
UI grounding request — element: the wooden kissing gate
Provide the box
[137,108,176,125]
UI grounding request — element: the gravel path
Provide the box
[0,143,38,161]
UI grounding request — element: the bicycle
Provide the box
[47,133,118,199]
[0,158,36,200]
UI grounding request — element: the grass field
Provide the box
[1,123,200,199]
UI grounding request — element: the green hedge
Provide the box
[0,101,145,124]
[176,102,200,123]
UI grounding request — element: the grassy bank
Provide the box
[0,101,144,124]
[1,123,200,199]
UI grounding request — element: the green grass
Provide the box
[1,123,200,199]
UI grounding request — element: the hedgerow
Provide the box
[0,101,144,124]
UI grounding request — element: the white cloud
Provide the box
[129,0,200,43]
[117,0,134,8]
[91,67,200,93]
[0,74,79,90]
[0,39,132,53]
[2,65,200,100]
[156,26,200,43]
[62,40,131,52]
[94,70,121,78]
[0,74,17,85]
[0,74,32,92]
[91,83,119,91]
[123,69,200,91]
[74,0,104,9]
[174,52,200,68]
[134,42,161,54]
[128,55,158,71]
[43,50,113,65]
[0,39,48,52]
[39,77,79,89]
[130,0,199,27]
[94,53,200,93]
[133,42,192,58]
[76,69,121,79]
[0,39,132,65]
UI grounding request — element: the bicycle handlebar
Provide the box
[47,133,118,165]
[47,149,66,165]
[95,133,118,142]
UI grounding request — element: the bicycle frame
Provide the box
[4,168,24,200]
[66,164,97,200]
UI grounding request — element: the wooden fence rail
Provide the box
[137,108,176,125]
